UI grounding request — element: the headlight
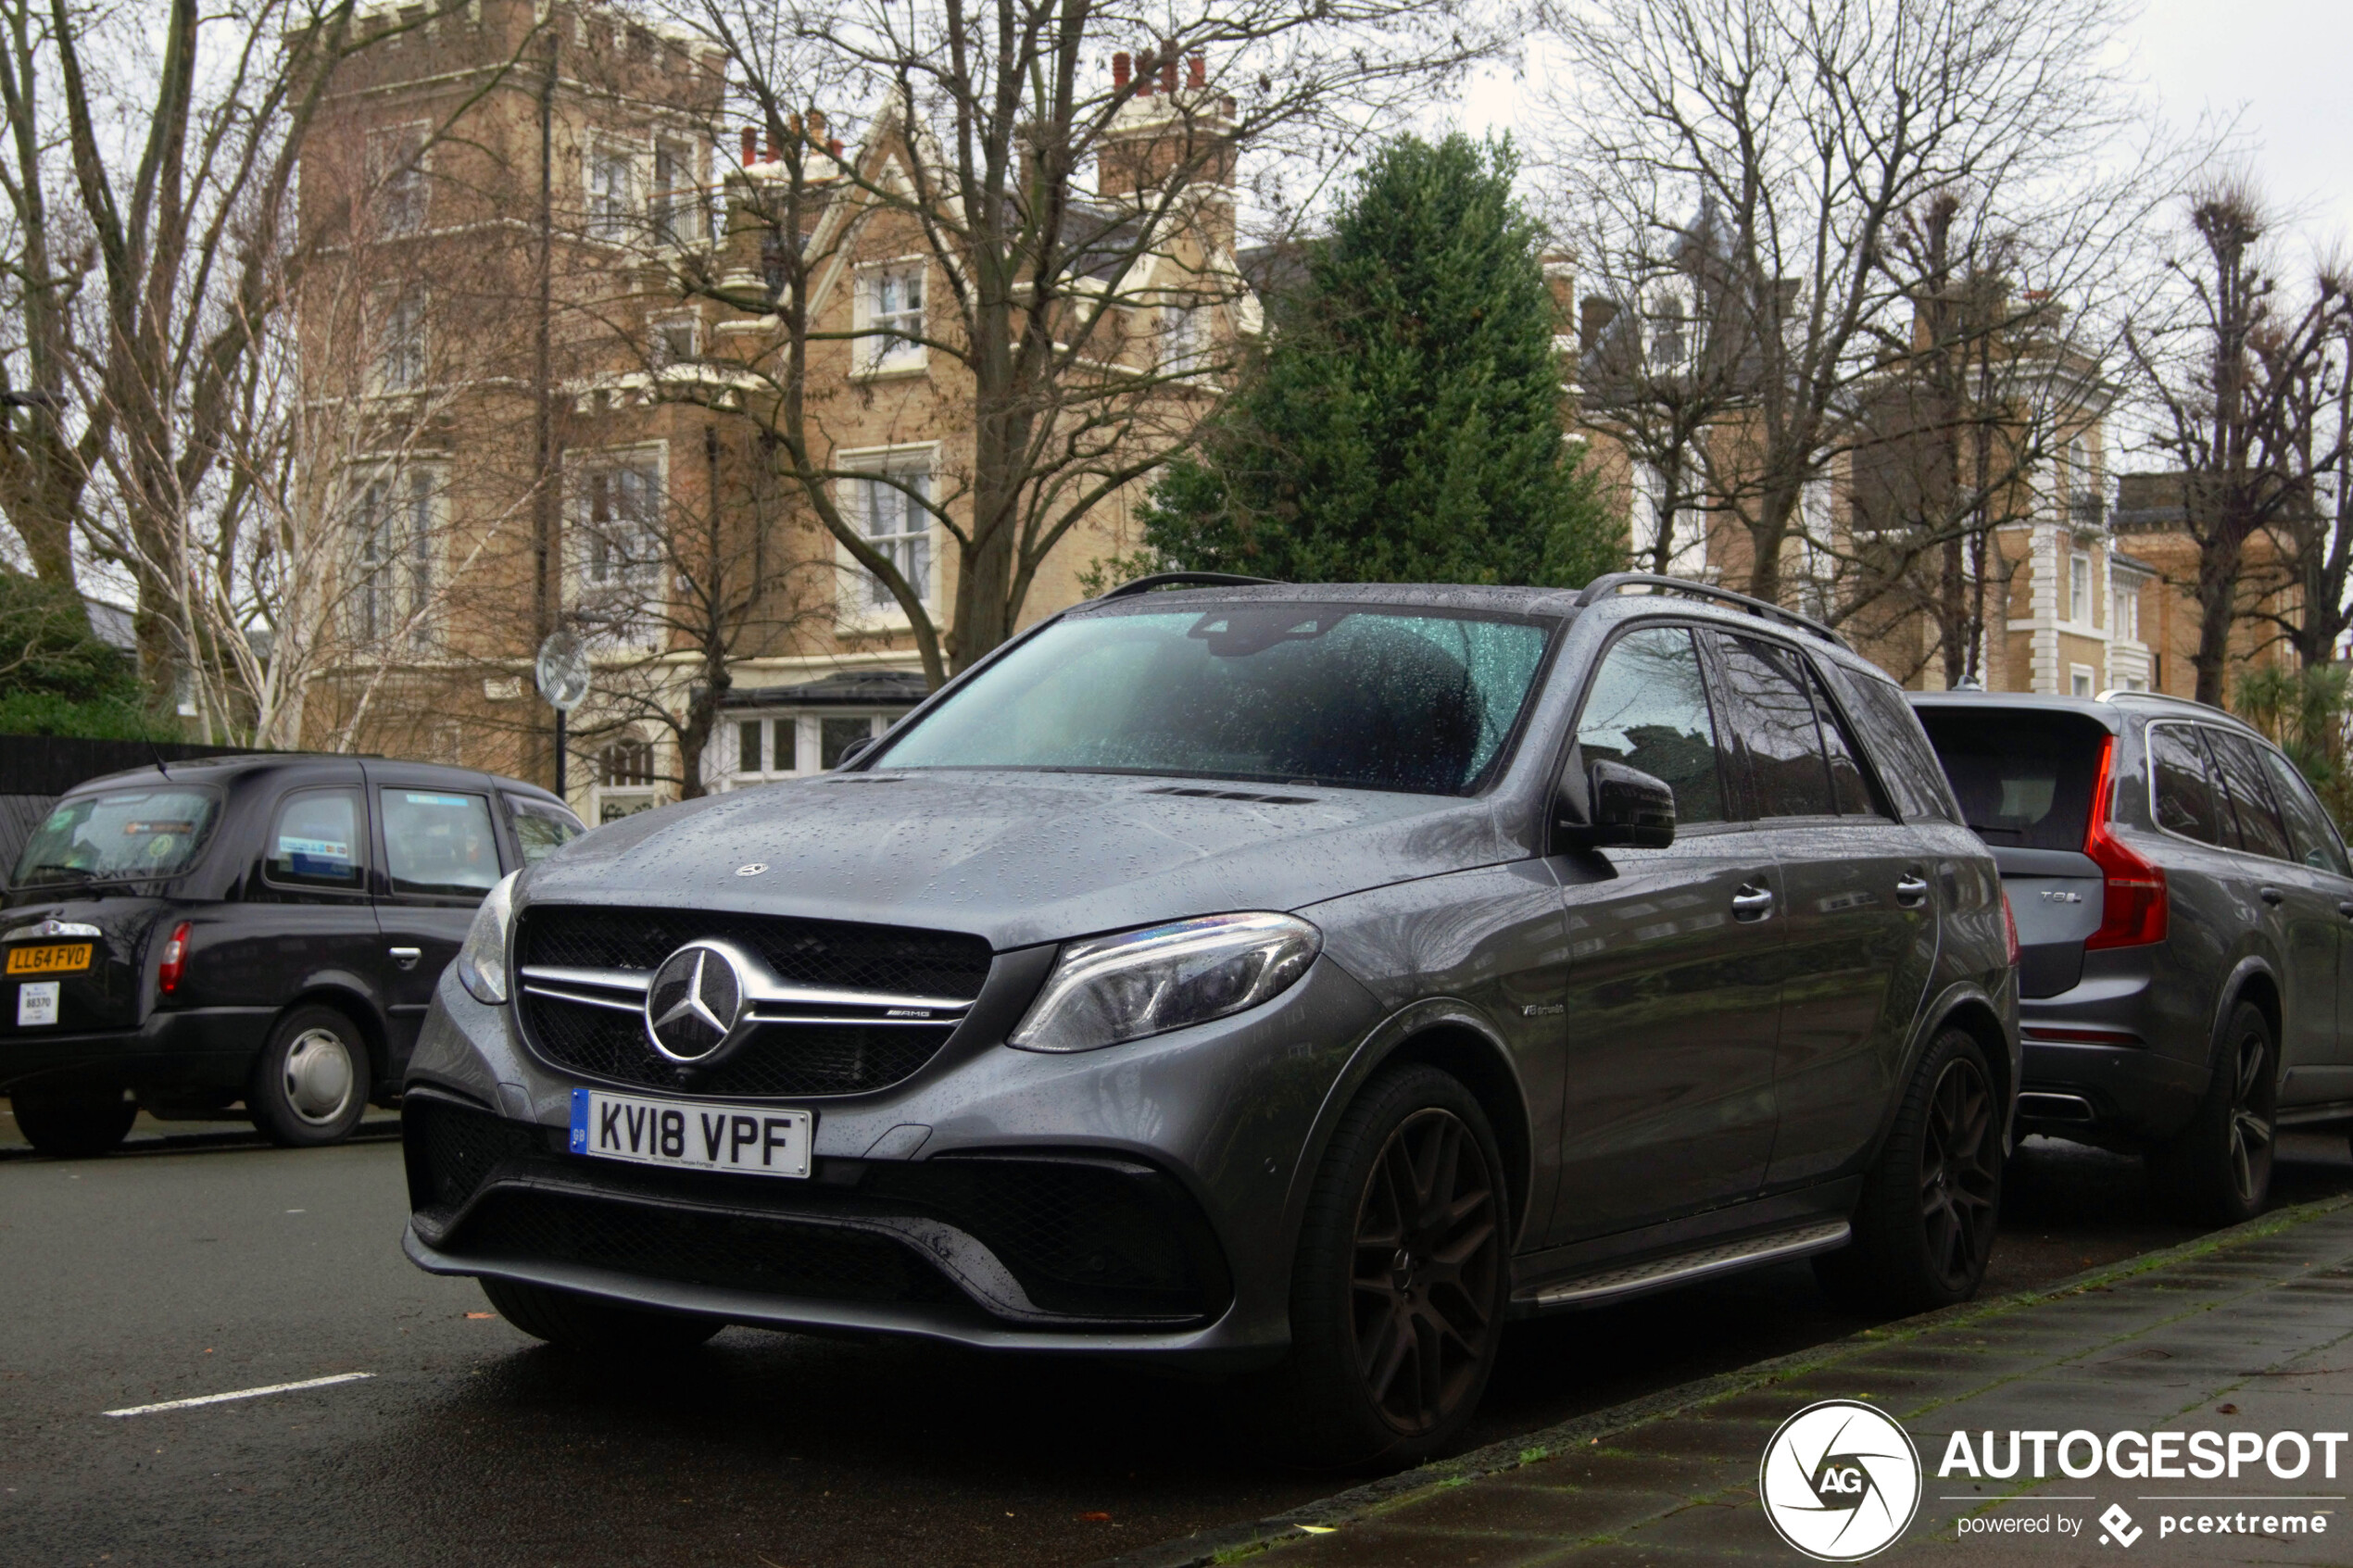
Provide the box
[1010,912,1321,1053]
[456,872,519,1005]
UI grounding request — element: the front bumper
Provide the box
[0,1006,274,1096]
[401,947,1385,1360]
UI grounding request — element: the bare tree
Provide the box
[666,0,1502,684]
[2125,182,2350,705]
[1543,0,2153,618]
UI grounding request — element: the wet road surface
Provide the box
[2,1112,2347,1568]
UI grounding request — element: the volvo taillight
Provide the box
[2082,734,2167,949]
[157,921,192,995]
[2001,886,2021,967]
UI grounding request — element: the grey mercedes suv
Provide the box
[1913,689,2353,1225]
[402,573,2017,1463]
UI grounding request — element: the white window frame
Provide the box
[372,285,427,394]
[650,136,703,249]
[352,463,443,650]
[649,312,700,368]
[2070,664,2095,697]
[835,445,937,629]
[724,709,908,788]
[854,259,927,375]
[571,445,669,646]
[2069,551,2091,625]
[585,141,638,245]
[2111,578,2141,644]
[593,735,663,822]
[370,122,431,236]
[1161,298,1211,377]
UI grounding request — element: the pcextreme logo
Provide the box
[1758,1399,1924,1562]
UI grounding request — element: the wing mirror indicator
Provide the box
[1557,759,1677,850]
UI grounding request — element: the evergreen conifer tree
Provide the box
[1142,134,1622,586]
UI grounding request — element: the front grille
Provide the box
[514,905,991,1098]
[518,905,993,997]
[450,1188,966,1310]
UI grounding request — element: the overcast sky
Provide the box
[1458,0,2353,261]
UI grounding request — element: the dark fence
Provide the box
[0,734,266,890]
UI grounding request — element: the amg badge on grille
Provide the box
[645,942,749,1062]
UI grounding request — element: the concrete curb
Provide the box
[1085,1190,2353,1568]
[0,1117,402,1162]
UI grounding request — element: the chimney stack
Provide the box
[741,127,758,166]
[1136,48,1154,94]
[1159,45,1178,94]
[1113,51,1130,87]
[1187,53,1204,89]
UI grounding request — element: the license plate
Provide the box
[568,1089,812,1178]
[6,943,92,976]
[18,982,59,1027]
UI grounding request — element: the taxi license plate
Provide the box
[569,1089,812,1178]
[6,943,93,976]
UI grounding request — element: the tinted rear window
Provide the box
[12,785,223,888]
[1915,709,2104,850]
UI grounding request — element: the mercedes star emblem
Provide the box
[644,942,748,1062]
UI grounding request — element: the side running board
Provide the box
[1516,1219,1851,1311]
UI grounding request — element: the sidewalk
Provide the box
[1103,1194,2353,1567]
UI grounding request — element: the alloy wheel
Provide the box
[283,1028,358,1124]
[1350,1107,1502,1435]
[1919,1055,1999,1292]
[2226,1027,2275,1206]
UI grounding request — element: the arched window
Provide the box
[595,739,661,822]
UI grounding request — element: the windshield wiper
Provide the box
[21,862,100,884]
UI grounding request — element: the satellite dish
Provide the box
[535,631,591,714]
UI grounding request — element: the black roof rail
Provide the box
[1573,571,1849,649]
[1100,571,1283,600]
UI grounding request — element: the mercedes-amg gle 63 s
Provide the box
[401,573,2017,1465]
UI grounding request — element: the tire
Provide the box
[2151,999,2277,1228]
[479,1276,724,1354]
[247,1005,371,1148]
[1253,1064,1510,1470]
[11,1087,138,1159]
[1816,1028,2002,1315]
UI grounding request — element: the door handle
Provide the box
[2339,901,2353,920]
[1894,872,1931,907]
[1731,884,1775,922]
[389,946,422,970]
[2259,886,2284,907]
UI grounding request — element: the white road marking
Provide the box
[102,1372,373,1418]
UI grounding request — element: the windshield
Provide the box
[876,604,1556,795]
[12,784,223,889]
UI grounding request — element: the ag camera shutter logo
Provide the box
[1759,1399,1923,1561]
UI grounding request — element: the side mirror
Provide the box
[1557,759,1676,850]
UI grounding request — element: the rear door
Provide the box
[2258,746,2353,1098]
[1706,633,1939,1187]
[240,771,384,1024]
[1912,706,2109,997]
[364,768,510,1069]
[1549,622,1784,1240]
[2204,728,2337,1081]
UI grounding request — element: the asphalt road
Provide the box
[2,1111,2348,1568]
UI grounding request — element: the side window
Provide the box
[1573,625,1728,825]
[2260,749,2351,875]
[1710,633,1835,818]
[1805,665,1882,816]
[2205,730,2296,862]
[2147,723,2226,845]
[505,795,585,867]
[380,789,502,898]
[1826,666,1963,822]
[266,788,365,891]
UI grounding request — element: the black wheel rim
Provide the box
[1919,1056,2000,1292]
[2227,1026,2275,1205]
[1350,1108,1502,1436]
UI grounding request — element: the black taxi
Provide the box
[2,754,582,1156]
